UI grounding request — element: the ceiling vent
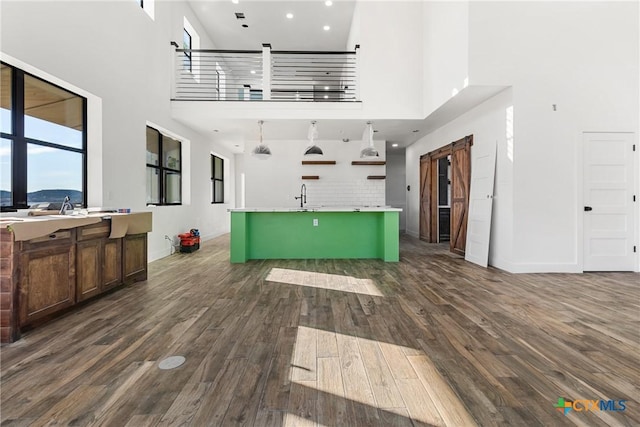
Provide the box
[235,12,245,20]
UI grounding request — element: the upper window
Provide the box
[183,28,192,72]
[0,63,87,210]
[137,0,154,20]
[146,126,182,205]
[211,154,224,203]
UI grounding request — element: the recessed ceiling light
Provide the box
[392,143,398,147]
[325,0,333,6]
[324,86,329,90]
[250,70,256,74]
[323,25,330,31]
[412,129,420,132]
[242,24,248,28]
[286,13,293,19]
[213,129,219,132]
[373,130,379,133]
[232,0,239,3]
[324,95,329,99]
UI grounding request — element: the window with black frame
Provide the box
[146,126,182,205]
[183,28,192,72]
[0,62,87,211]
[211,154,224,203]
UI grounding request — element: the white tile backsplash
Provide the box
[305,179,385,207]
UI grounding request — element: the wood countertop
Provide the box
[0,212,153,241]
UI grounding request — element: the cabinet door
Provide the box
[123,234,147,283]
[76,239,102,302]
[102,238,122,290]
[19,244,75,326]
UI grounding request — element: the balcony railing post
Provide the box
[170,41,179,99]
[354,44,360,102]
[262,43,271,100]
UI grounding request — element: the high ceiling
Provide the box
[180,1,507,154]
[188,0,357,51]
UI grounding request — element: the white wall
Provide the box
[467,1,639,272]
[241,139,386,208]
[385,151,407,231]
[423,0,469,117]
[406,88,513,271]
[347,1,424,119]
[1,0,235,261]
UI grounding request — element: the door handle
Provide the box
[584,206,593,212]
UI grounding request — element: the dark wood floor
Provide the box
[1,234,638,426]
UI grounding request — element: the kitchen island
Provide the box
[229,207,401,263]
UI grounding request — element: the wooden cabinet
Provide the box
[123,234,147,283]
[19,233,76,326]
[2,215,150,343]
[103,238,123,290]
[76,239,102,302]
[76,222,123,301]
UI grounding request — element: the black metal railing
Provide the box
[270,51,357,101]
[172,46,359,102]
[174,49,263,101]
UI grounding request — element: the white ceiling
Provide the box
[188,0,357,51]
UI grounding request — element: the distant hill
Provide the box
[1,189,83,206]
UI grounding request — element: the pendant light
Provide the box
[360,121,379,158]
[252,120,271,159]
[304,120,323,156]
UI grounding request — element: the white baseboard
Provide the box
[506,263,581,274]
[149,247,172,263]
[200,230,228,242]
[406,229,419,239]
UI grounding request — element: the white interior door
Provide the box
[583,132,636,271]
[465,141,497,267]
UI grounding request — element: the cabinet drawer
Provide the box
[22,230,74,251]
[77,221,110,241]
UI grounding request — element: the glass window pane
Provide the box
[146,127,160,165]
[1,65,12,134]
[214,156,223,180]
[164,171,181,204]
[27,144,83,206]
[24,74,83,149]
[163,136,181,170]
[183,29,191,50]
[214,180,223,203]
[1,138,11,206]
[146,167,159,204]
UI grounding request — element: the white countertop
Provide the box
[228,206,402,213]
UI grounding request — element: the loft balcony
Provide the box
[171,44,360,102]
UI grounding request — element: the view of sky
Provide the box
[0,107,83,194]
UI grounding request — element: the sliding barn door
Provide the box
[450,137,472,255]
[419,155,431,241]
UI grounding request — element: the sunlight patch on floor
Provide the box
[265,268,384,297]
[287,326,476,427]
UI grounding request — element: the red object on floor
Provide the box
[178,232,200,252]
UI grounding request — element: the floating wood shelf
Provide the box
[301,160,336,165]
[351,161,386,165]
[301,175,319,180]
[367,175,386,180]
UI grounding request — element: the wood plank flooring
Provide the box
[1,234,638,426]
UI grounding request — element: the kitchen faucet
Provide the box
[294,184,307,208]
[59,196,73,215]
